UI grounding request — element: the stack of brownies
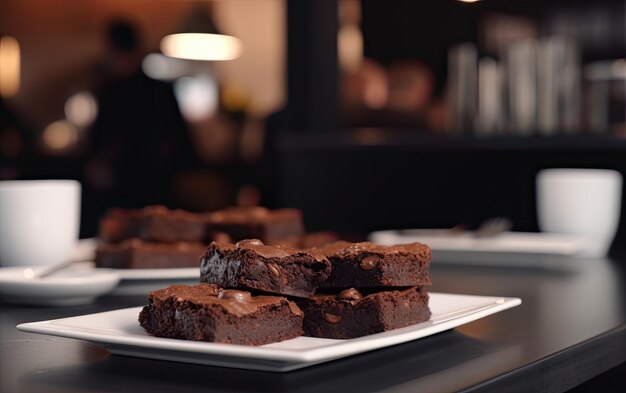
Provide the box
[299,240,432,339]
[206,206,338,248]
[139,238,432,345]
[95,205,312,269]
[206,206,305,246]
[95,206,208,269]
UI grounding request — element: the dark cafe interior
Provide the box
[0,1,625,392]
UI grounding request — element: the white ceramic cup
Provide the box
[536,168,623,258]
[0,180,81,267]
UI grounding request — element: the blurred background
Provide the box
[1,0,625,256]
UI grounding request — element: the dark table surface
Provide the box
[1,257,625,393]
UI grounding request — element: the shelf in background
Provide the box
[276,128,626,258]
[279,130,626,153]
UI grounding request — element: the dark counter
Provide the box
[1,255,625,392]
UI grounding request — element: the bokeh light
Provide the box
[142,53,189,81]
[42,120,79,151]
[64,91,98,128]
[173,75,219,122]
[0,36,21,98]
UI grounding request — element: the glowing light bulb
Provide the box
[160,33,242,61]
[0,36,20,98]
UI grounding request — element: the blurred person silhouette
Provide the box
[0,98,26,180]
[0,27,37,181]
[387,59,434,115]
[342,58,389,112]
[83,19,198,235]
[340,58,389,127]
[340,58,437,130]
[387,59,445,132]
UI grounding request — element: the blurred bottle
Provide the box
[446,43,477,134]
[505,39,537,135]
[585,59,626,135]
[447,37,582,136]
[475,57,503,135]
[537,37,581,135]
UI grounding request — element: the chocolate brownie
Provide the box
[200,239,331,297]
[311,241,432,288]
[95,239,205,269]
[139,284,303,345]
[298,287,431,339]
[99,205,207,243]
[207,207,305,245]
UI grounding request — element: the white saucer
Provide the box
[369,230,588,268]
[0,264,120,306]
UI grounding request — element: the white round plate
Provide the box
[0,264,120,306]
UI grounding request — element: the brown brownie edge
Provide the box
[313,241,432,288]
[99,205,207,243]
[95,239,205,269]
[298,286,431,339]
[138,284,303,345]
[200,239,332,298]
[206,207,305,245]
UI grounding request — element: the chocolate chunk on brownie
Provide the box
[298,286,431,339]
[95,239,205,269]
[99,205,207,243]
[207,207,304,245]
[311,241,432,288]
[139,284,303,345]
[200,239,331,297]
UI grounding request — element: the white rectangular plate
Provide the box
[71,239,200,280]
[70,239,201,295]
[61,265,200,296]
[17,293,521,372]
[369,230,588,268]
